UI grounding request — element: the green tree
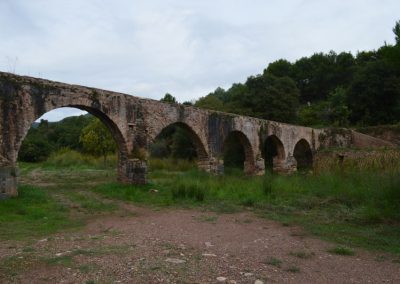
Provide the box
[161,93,177,104]
[347,60,400,125]
[80,118,116,163]
[19,119,54,162]
[393,20,400,45]
[245,74,300,122]
[195,95,224,111]
[223,83,252,115]
[356,50,378,65]
[50,115,93,151]
[298,101,329,127]
[298,87,350,127]
[18,137,53,162]
[264,59,293,77]
[182,101,193,106]
[327,87,350,127]
[208,87,229,102]
[292,51,355,103]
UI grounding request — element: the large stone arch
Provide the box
[263,135,286,173]
[293,138,313,171]
[150,121,210,171]
[222,130,255,174]
[0,75,143,196]
[16,105,130,182]
[0,81,129,158]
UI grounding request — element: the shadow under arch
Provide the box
[17,105,129,182]
[151,121,209,169]
[222,130,255,174]
[293,139,313,171]
[263,135,285,173]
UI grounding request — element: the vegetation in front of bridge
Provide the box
[2,150,400,253]
[0,165,119,240]
[0,185,80,240]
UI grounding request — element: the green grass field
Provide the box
[0,185,79,240]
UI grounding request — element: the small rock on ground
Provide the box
[202,253,217,257]
[165,258,186,264]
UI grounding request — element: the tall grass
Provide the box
[314,149,400,173]
[148,158,196,172]
[30,149,196,172]
[41,148,117,169]
[94,168,400,223]
[93,166,400,252]
[164,171,400,222]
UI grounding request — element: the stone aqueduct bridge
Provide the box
[0,72,383,197]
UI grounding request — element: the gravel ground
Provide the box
[1,203,399,284]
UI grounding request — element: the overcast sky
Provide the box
[1,0,399,121]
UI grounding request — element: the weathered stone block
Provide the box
[254,158,265,175]
[0,167,18,197]
[124,159,147,185]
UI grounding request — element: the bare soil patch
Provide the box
[1,203,399,283]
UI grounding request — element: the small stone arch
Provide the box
[151,121,209,170]
[222,130,255,174]
[263,135,285,173]
[293,139,313,171]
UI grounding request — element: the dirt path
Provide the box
[1,203,399,284]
